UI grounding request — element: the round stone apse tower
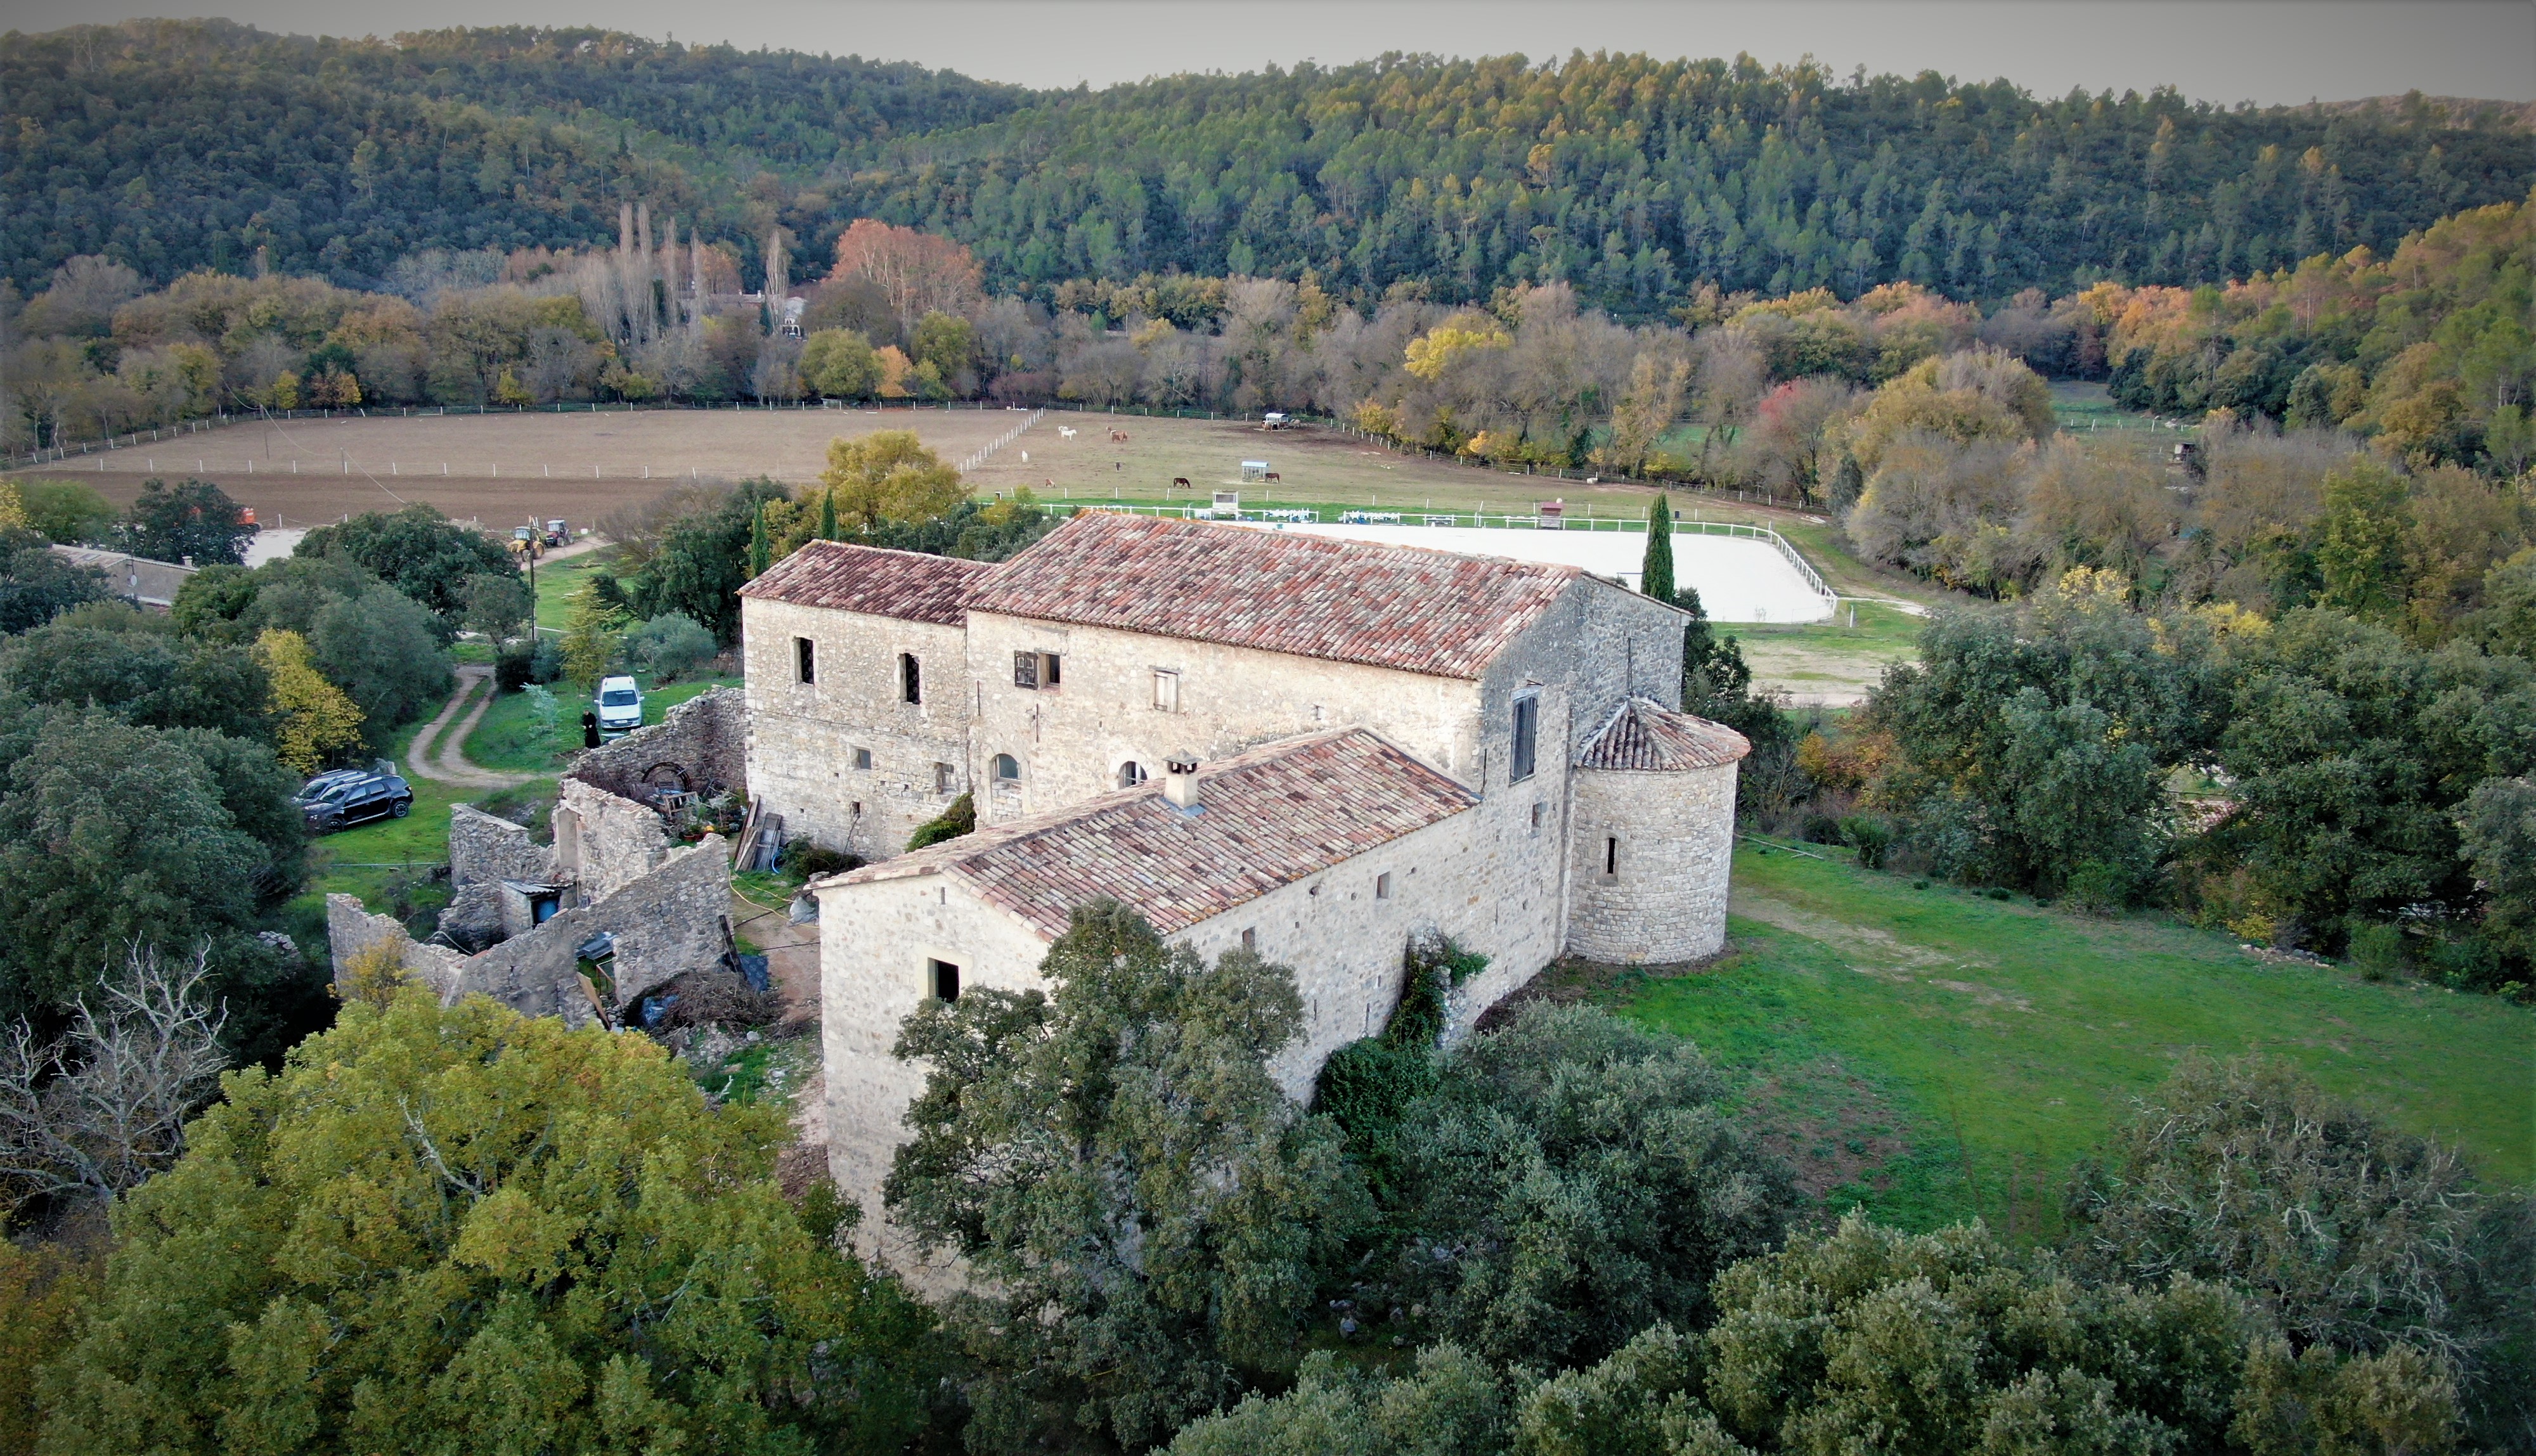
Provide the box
[1565,698,1752,965]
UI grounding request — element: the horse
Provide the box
[1019,450,1029,463]
[1171,477,1191,489]
[1263,470,1282,482]
[1109,429,1129,443]
[1059,426,1078,441]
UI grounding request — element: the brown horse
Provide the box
[1263,470,1282,482]
[1109,429,1130,443]
[1172,477,1191,489]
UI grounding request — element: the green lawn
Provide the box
[530,548,619,633]
[465,671,741,775]
[1598,846,2533,1240]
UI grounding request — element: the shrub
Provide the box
[527,633,562,683]
[1798,810,1844,846]
[1838,813,1893,869]
[624,612,716,683]
[2063,858,2134,914]
[905,792,973,850]
[2347,920,2409,980]
[780,837,862,879]
[492,638,536,691]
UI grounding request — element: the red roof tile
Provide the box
[738,541,999,626]
[1576,698,1751,771]
[966,512,1578,680]
[829,729,1478,938]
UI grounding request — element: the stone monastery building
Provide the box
[738,510,1752,1232]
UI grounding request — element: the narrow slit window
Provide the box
[1375,872,1393,900]
[928,958,961,1003]
[1042,652,1061,688]
[900,653,921,704]
[933,762,954,794]
[1605,837,1619,875]
[1530,801,1545,834]
[1241,927,1257,951]
[1152,669,1180,712]
[1511,692,1539,783]
[794,636,816,685]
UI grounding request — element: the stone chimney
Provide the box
[1163,752,1201,810]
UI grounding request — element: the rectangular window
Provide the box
[1375,872,1392,900]
[1153,669,1180,712]
[793,636,816,685]
[1511,692,1539,783]
[928,958,961,1003]
[934,763,954,794]
[1530,801,1545,834]
[1605,837,1619,876]
[1241,927,1257,951]
[853,747,872,771]
[900,653,921,704]
[1013,652,1063,690]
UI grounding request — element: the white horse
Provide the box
[1059,426,1078,441]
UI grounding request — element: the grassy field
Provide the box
[1577,845,2532,1240]
[466,670,741,775]
[1734,600,1926,704]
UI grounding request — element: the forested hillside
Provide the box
[4,22,2529,313]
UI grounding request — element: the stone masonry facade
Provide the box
[737,513,1753,1256]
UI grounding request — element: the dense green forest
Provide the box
[4,21,2530,314]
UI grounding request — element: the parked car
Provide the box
[595,675,644,738]
[297,767,413,834]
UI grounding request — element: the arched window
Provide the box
[992,753,1021,782]
[1116,761,1148,788]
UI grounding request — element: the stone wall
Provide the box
[332,839,734,1027]
[1564,759,1739,963]
[568,686,747,804]
[555,778,674,904]
[962,612,1484,828]
[818,795,1562,1260]
[439,804,557,950]
[742,598,969,860]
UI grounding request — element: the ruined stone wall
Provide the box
[742,597,969,861]
[327,895,467,1002]
[569,686,747,804]
[333,841,733,1028]
[448,804,552,886]
[556,778,673,904]
[1564,759,1739,964]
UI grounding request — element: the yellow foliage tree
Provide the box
[559,577,628,695]
[0,481,26,532]
[818,429,966,533]
[1402,318,1511,381]
[335,936,416,1008]
[257,628,365,773]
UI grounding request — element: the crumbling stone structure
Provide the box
[328,689,750,1024]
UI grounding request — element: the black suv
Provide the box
[297,766,414,834]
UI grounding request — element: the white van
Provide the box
[595,676,644,738]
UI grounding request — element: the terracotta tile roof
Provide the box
[1576,698,1752,771]
[966,512,1578,680]
[827,728,1478,938]
[738,541,999,626]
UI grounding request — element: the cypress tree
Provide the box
[1641,494,1676,603]
[747,501,771,577]
[817,486,838,542]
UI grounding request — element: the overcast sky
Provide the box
[11,1,2533,106]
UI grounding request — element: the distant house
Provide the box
[48,544,194,610]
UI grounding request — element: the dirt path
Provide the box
[405,666,538,791]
